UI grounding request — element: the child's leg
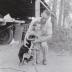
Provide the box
[36,43,43,64]
[41,42,48,65]
[28,43,36,64]
[32,49,37,64]
[31,43,39,64]
[36,49,41,64]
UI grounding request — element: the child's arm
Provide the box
[33,35,51,43]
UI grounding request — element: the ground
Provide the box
[0,41,72,72]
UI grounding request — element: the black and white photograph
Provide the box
[0,0,72,72]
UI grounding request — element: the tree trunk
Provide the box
[14,24,24,43]
[63,0,70,28]
[58,0,65,27]
[51,0,57,35]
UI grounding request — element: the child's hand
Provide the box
[27,38,35,41]
[33,38,41,43]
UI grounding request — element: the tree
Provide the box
[51,0,57,35]
[58,0,65,27]
[63,0,71,28]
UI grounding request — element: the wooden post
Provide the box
[14,24,24,43]
[35,0,41,17]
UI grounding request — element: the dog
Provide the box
[18,39,32,64]
[18,35,36,64]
